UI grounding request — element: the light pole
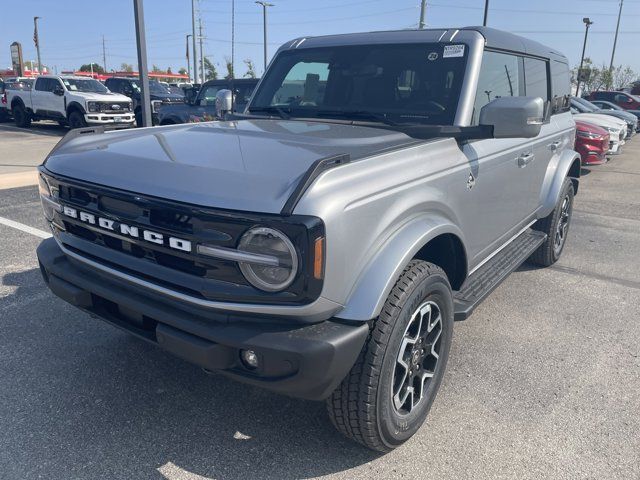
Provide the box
[418,0,426,29]
[33,16,42,74]
[255,1,274,73]
[576,17,593,97]
[133,0,152,127]
[255,1,273,73]
[608,0,624,88]
[483,0,489,26]
[186,34,192,83]
[191,0,199,83]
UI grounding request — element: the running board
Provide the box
[453,229,547,321]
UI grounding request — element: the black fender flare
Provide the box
[66,101,86,116]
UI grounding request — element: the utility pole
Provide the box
[102,35,107,73]
[483,0,489,26]
[186,34,192,83]
[255,1,273,73]
[231,0,235,79]
[608,0,624,88]
[198,18,205,82]
[191,0,199,83]
[418,0,426,29]
[33,17,42,74]
[576,17,593,97]
[133,0,152,127]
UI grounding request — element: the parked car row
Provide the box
[0,74,260,129]
[570,93,638,166]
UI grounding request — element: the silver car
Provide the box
[36,27,580,452]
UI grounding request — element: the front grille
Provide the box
[45,175,324,305]
[98,102,131,113]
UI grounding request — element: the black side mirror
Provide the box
[53,85,64,96]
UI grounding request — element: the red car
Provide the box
[575,120,610,166]
[586,91,640,110]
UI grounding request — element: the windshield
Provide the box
[131,79,170,94]
[249,43,468,125]
[62,78,108,93]
[572,97,598,112]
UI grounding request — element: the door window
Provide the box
[524,58,548,101]
[472,51,522,124]
[34,78,50,91]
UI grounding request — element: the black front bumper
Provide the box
[37,238,368,400]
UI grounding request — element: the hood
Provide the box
[69,91,132,103]
[43,119,417,214]
[572,113,626,130]
[597,110,637,123]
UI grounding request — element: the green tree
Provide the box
[204,57,218,80]
[167,66,172,74]
[120,63,134,72]
[178,67,187,75]
[224,56,234,80]
[151,64,162,73]
[243,59,256,78]
[79,63,105,74]
[612,65,636,90]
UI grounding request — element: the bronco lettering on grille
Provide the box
[61,205,192,252]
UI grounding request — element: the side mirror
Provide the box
[123,86,133,96]
[480,96,544,139]
[53,85,64,96]
[215,89,233,117]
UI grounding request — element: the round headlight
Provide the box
[238,227,298,292]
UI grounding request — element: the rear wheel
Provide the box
[327,260,453,452]
[529,177,574,267]
[68,110,87,129]
[13,104,31,128]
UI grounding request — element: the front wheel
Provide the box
[529,177,574,267]
[327,260,453,452]
[68,110,87,129]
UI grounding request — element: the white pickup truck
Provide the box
[7,75,134,129]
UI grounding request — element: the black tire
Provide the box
[0,110,9,122]
[327,260,454,452]
[68,110,87,129]
[529,177,574,267]
[135,110,142,127]
[13,104,31,128]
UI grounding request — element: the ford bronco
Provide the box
[36,27,580,452]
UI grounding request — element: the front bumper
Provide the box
[37,238,368,400]
[84,113,135,126]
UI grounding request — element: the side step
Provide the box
[453,229,547,321]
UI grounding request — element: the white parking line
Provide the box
[0,216,52,239]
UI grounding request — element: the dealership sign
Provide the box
[10,42,24,76]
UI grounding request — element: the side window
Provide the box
[472,51,522,124]
[550,60,570,114]
[48,79,62,93]
[524,58,548,101]
[34,78,48,91]
[201,85,221,102]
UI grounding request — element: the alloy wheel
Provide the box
[391,300,443,416]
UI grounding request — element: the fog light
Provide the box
[240,349,259,369]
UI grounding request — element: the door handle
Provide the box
[517,152,535,167]
[549,141,561,151]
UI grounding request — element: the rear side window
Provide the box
[524,57,548,101]
[472,50,523,124]
[550,60,570,114]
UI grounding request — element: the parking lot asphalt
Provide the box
[0,128,639,480]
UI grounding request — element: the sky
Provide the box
[1,0,639,79]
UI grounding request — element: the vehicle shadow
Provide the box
[0,268,380,480]
[0,122,67,137]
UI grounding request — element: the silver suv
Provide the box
[36,27,580,452]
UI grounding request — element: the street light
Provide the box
[576,17,593,97]
[255,1,274,73]
[186,34,192,83]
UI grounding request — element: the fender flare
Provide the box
[66,101,86,115]
[10,96,25,111]
[336,214,468,321]
[539,148,581,218]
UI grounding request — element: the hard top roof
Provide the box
[278,26,567,63]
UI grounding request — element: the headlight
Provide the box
[576,130,601,139]
[87,101,99,112]
[38,174,61,221]
[237,227,298,292]
[151,100,162,113]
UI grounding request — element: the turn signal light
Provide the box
[313,237,325,280]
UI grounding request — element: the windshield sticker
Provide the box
[427,52,439,61]
[443,45,465,58]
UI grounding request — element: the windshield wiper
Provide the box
[247,106,291,119]
[313,110,399,126]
